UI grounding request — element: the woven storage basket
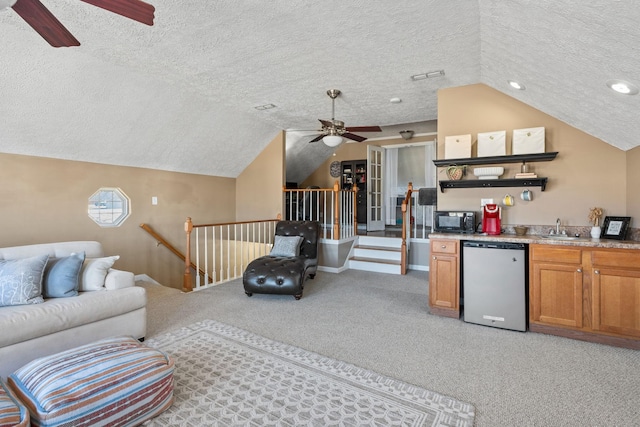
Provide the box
[446,166,465,180]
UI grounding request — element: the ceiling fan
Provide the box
[1,0,155,47]
[307,89,382,146]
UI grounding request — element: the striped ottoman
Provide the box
[0,380,29,427]
[7,336,174,427]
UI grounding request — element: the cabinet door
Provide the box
[592,268,640,338]
[429,254,459,316]
[530,262,583,328]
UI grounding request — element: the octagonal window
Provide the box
[88,187,131,227]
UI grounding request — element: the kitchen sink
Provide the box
[538,235,586,241]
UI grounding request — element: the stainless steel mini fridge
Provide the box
[462,241,527,331]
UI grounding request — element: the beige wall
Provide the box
[627,146,640,222]
[0,153,235,289]
[437,84,629,228]
[301,129,437,190]
[236,132,285,221]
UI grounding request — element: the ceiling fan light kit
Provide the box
[323,135,343,147]
[308,89,382,146]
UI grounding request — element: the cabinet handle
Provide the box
[577,268,582,273]
[594,270,600,275]
[441,245,447,249]
[433,256,437,260]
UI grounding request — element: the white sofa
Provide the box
[0,241,146,379]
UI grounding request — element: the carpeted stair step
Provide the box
[350,235,404,274]
[349,257,402,274]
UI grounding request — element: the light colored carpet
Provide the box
[139,269,640,426]
[145,319,475,426]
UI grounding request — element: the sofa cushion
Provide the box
[79,255,119,291]
[42,252,85,298]
[0,254,49,307]
[0,286,146,348]
[0,379,29,427]
[270,235,303,257]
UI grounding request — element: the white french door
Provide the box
[367,145,385,231]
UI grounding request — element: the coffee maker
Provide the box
[482,203,501,235]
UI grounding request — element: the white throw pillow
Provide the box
[270,236,303,257]
[79,255,120,291]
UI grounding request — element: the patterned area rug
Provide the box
[145,320,475,426]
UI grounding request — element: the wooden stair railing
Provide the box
[139,223,212,290]
[400,182,414,274]
[183,216,282,292]
[282,181,357,239]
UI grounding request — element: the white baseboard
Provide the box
[408,264,429,272]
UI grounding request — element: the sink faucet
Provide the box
[556,218,561,235]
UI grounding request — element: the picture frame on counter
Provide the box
[601,216,631,240]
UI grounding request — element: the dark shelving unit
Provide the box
[439,177,548,192]
[434,152,557,192]
[432,152,558,167]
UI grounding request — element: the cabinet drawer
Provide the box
[591,249,640,269]
[531,244,581,264]
[431,239,459,255]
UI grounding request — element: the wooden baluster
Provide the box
[333,180,340,239]
[401,201,407,274]
[353,185,358,234]
[184,217,193,292]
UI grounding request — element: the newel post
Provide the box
[183,217,193,292]
[333,180,340,239]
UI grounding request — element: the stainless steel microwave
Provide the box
[433,211,476,234]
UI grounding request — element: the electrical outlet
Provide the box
[152,196,158,205]
[481,198,494,206]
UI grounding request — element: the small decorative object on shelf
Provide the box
[588,207,603,238]
[444,165,466,180]
[473,167,504,180]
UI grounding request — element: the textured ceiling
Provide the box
[1,0,638,180]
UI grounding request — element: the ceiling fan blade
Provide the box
[80,0,155,25]
[308,134,324,143]
[345,126,382,133]
[342,133,367,142]
[12,0,80,47]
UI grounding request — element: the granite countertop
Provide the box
[428,232,640,249]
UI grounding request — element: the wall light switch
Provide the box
[481,198,494,206]
[152,196,158,205]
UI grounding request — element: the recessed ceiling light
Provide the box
[606,79,639,95]
[254,103,277,110]
[508,80,525,90]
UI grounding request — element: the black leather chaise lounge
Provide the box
[243,220,320,300]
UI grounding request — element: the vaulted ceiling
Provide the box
[1,1,638,182]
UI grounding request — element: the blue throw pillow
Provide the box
[0,254,49,307]
[43,252,86,298]
[270,235,303,257]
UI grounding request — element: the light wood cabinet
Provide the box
[428,239,460,318]
[530,244,640,349]
[530,246,583,328]
[590,250,640,339]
